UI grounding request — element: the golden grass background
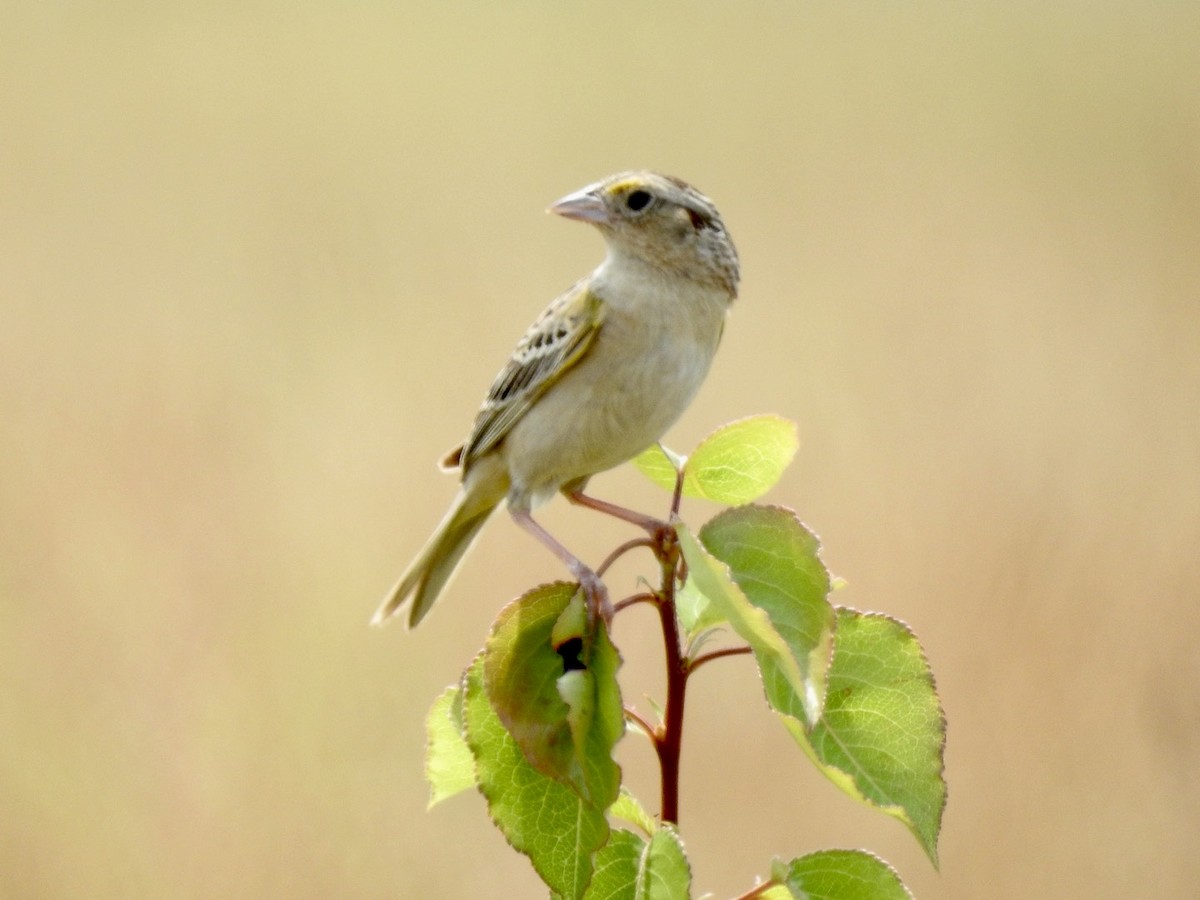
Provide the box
[3,3,1198,897]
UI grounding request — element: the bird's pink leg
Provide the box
[510,506,612,622]
[563,487,670,538]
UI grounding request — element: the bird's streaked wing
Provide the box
[456,281,605,470]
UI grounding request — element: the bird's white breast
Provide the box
[502,255,730,507]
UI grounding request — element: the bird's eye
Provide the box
[625,190,653,212]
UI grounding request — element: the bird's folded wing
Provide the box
[459,281,605,469]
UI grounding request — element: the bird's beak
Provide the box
[548,185,610,224]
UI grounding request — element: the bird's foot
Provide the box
[574,566,612,628]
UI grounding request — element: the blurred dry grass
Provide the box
[2,3,1198,897]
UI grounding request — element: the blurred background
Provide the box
[2,3,1197,897]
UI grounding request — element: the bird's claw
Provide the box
[576,568,612,628]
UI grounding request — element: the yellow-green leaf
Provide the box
[464,655,609,899]
[609,787,656,838]
[699,505,835,725]
[638,826,690,900]
[785,610,947,867]
[633,416,798,505]
[685,414,799,504]
[581,829,645,900]
[633,443,683,494]
[425,684,475,808]
[483,582,623,810]
[676,523,817,722]
[767,849,913,899]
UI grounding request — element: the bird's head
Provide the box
[550,171,740,298]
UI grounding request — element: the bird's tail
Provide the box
[372,487,501,628]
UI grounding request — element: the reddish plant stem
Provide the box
[651,462,690,824]
[654,547,686,825]
[624,706,657,740]
[612,591,659,615]
[688,645,753,675]
[643,457,748,824]
[597,536,656,577]
[731,882,779,900]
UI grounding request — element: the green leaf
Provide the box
[699,505,835,725]
[674,571,722,640]
[582,829,645,900]
[684,414,799,504]
[634,416,798,505]
[783,610,947,867]
[424,684,475,808]
[633,443,684,495]
[483,583,624,809]
[609,788,657,838]
[767,849,912,899]
[683,508,944,864]
[638,826,690,900]
[558,597,626,812]
[676,521,821,727]
[574,824,691,900]
[483,584,573,777]
[463,655,609,899]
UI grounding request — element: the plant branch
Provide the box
[612,591,660,615]
[654,553,686,825]
[669,457,686,518]
[731,881,780,900]
[687,645,753,674]
[597,536,657,577]
[623,706,657,740]
[648,460,692,824]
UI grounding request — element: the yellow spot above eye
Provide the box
[605,177,646,196]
